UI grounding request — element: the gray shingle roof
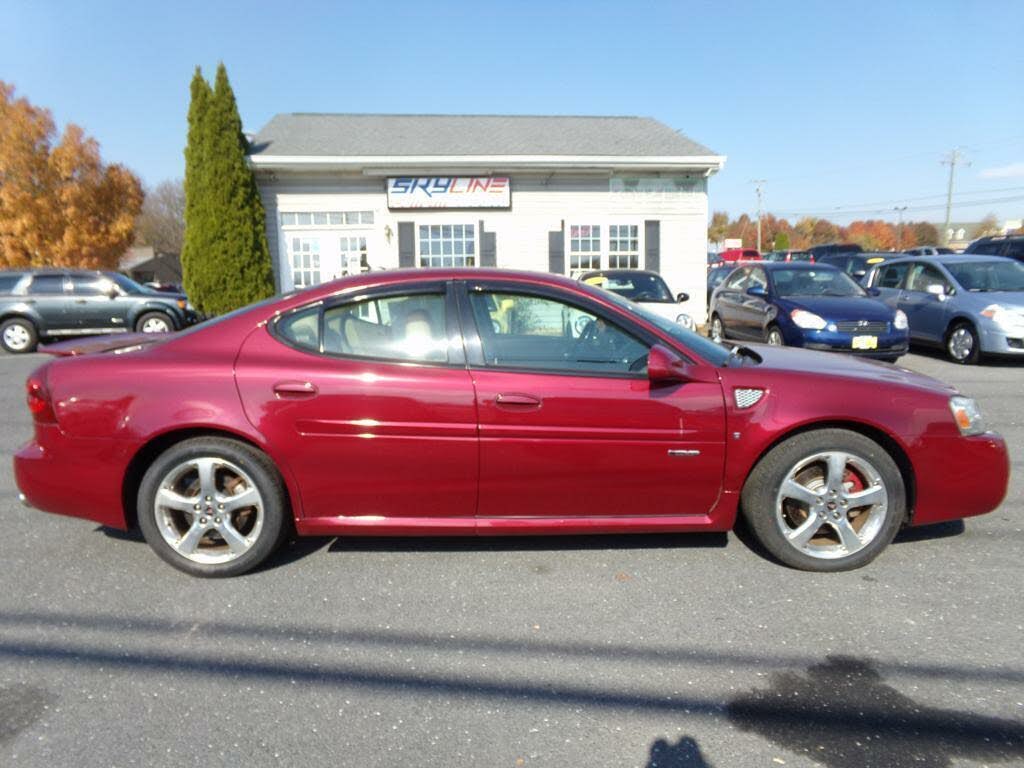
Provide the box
[248,114,717,158]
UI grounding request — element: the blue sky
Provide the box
[4,0,1023,224]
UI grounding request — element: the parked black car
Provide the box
[806,243,864,260]
[964,234,1024,263]
[815,252,897,284]
[0,270,200,353]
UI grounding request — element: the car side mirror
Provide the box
[853,270,866,279]
[647,344,703,384]
[106,285,120,299]
[926,284,950,300]
[676,292,689,303]
[745,285,767,299]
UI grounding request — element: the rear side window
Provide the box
[1005,241,1024,259]
[324,293,448,363]
[0,274,22,293]
[27,275,66,294]
[276,306,321,351]
[969,241,1004,255]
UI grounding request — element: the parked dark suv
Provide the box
[964,234,1024,263]
[0,270,200,353]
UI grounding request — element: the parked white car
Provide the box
[578,269,696,330]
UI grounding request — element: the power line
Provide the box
[774,194,1024,219]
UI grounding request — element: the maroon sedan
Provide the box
[14,269,1009,576]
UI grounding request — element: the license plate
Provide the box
[852,335,878,350]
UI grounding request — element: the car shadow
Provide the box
[893,519,966,544]
[328,531,730,554]
[909,343,1024,367]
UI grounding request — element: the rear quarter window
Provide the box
[0,274,22,293]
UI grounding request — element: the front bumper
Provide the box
[909,431,1010,526]
[793,328,910,357]
[978,322,1024,355]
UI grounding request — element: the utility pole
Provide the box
[894,205,908,251]
[941,149,969,246]
[751,180,766,252]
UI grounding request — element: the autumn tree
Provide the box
[181,64,274,315]
[0,81,142,268]
[911,221,940,246]
[973,214,1001,239]
[135,178,185,253]
[773,232,790,250]
[708,211,729,243]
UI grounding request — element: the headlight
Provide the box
[949,396,986,436]
[790,309,827,330]
[893,309,908,330]
[676,313,695,330]
[981,304,1024,331]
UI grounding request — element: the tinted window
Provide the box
[276,306,321,351]
[876,263,910,289]
[27,275,65,294]
[469,291,649,375]
[70,275,109,296]
[323,293,448,363]
[969,241,1004,256]
[1004,241,1024,259]
[906,264,951,293]
[0,274,22,293]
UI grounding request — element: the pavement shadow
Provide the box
[327,532,729,554]
[908,343,1024,367]
[893,519,965,544]
[646,736,714,767]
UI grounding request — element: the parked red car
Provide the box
[717,248,762,263]
[15,269,1008,576]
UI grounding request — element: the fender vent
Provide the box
[734,388,765,409]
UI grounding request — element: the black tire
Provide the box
[740,429,906,572]
[137,437,290,577]
[135,311,174,334]
[0,317,38,354]
[765,324,785,346]
[945,321,980,365]
[709,314,726,342]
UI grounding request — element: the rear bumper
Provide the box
[14,425,134,529]
[909,432,1010,526]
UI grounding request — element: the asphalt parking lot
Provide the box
[0,348,1021,767]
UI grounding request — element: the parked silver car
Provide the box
[865,254,1024,364]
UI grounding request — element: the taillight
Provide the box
[26,376,57,423]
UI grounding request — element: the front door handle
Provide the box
[273,380,318,398]
[495,393,542,408]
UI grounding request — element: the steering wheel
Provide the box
[574,315,593,336]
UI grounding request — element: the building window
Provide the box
[281,211,374,227]
[569,225,601,271]
[289,237,321,288]
[608,224,639,268]
[340,236,368,273]
[418,224,476,267]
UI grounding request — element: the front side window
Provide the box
[608,225,639,268]
[569,225,601,271]
[906,264,951,293]
[323,293,448,363]
[468,291,648,375]
[27,274,66,295]
[876,263,910,289]
[419,224,475,268]
[289,237,321,288]
[723,268,749,291]
[69,275,108,296]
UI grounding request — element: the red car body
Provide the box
[717,248,762,263]
[14,269,1009,548]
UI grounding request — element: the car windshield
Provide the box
[946,260,1024,292]
[109,272,158,295]
[584,273,674,302]
[590,287,732,366]
[773,268,866,297]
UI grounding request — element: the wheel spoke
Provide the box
[175,522,206,555]
[781,479,820,507]
[845,485,886,509]
[156,487,196,512]
[223,486,259,512]
[825,453,847,489]
[833,516,863,552]
[194,458,218,499]
[219,520,250,555]
[787,514,824,548]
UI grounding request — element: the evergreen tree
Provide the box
[181,64,274,314]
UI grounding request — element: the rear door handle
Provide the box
[495,393,542,408]
[273,381,318,398]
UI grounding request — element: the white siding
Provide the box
[256,171,712,321]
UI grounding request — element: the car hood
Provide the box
[742,343,955,394]
[638,301,689,320]
[778,295,893,321]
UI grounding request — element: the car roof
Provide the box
[757,262,841,272]
[882,254,1014,266]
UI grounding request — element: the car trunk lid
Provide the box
[38,333,169,357]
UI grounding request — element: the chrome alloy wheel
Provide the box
[710,316,724,343]
[153,457,264,565]
[141,316,171,333]
[3,324,31,351]
[774,450,888,560]
[766,328,784,346]
[947,327,974,362]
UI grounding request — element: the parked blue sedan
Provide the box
[865,254,1024,364]
[708,262,910,361]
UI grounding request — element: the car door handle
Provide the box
[273,381,318,398]
[74,299,88,304]
[495,393,542,408]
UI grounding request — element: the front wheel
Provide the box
[135,311,174,334]
[709,314,725,343]
[765,325,785,346]
[137,437,290,577]
[946,322,980,365]
[740,429,905,571]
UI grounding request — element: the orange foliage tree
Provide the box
[0,81,142,269]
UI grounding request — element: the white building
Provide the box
[248,114,725,319]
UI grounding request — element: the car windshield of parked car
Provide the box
[109,273,159,295]
[773,268,866,298]
[591,286,733,366]
[946,260,1024,292]
[585,273,674,302]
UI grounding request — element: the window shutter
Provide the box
[480,221,496,267]
[645,220,660,272]
[548,230,565,274]
[398,222,415,268]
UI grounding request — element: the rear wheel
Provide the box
[740,429,905,571]
[946,321,980,365]
[709,314,725,343]
[0,318,38,354]
[137,437,289,577]
[765,325,785,346]
[135,311,173,334]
